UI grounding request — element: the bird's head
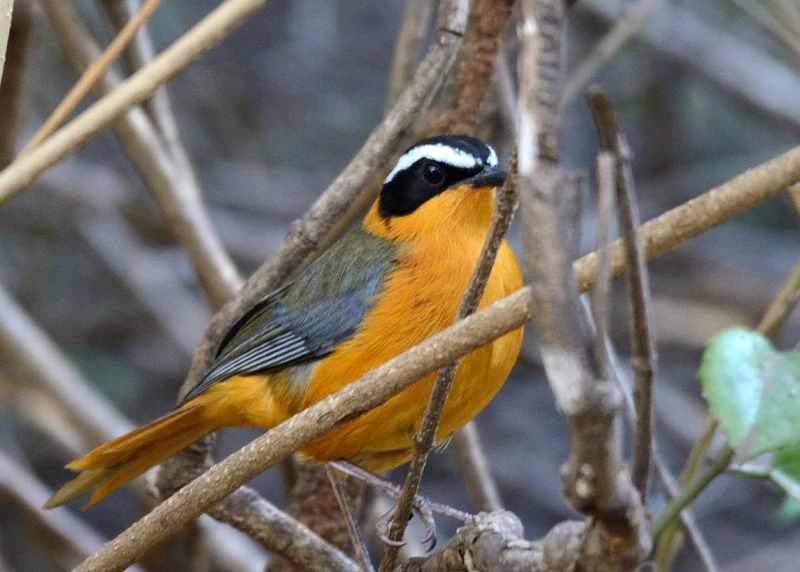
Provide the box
[366,135,506,239]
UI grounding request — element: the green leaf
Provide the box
[771,445,800,501]
[775,497,800,524]
[699,329,800,460]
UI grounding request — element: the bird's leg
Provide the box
[329,460,473,550]
[325,464,374,572]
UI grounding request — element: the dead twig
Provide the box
[587,89,656,498]
[0,0,13,86]
[0,451,147,572]
[378,157,519,571]
[37,0,241,309]
[562,0,663,107]
[386,0,433,111]
[0,0,278,205]
[757,258,800,339]
[452,421,503,512]
[0,0,32,167]
[25,0,162,151]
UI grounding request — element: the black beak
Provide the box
[464,165,507,188]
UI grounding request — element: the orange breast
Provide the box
[298,191,524,471]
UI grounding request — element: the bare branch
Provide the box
[573,142,800,293]
[757,258,800,339]
[423,0,515,136]
[25,0,162,151]
[378,157,519,570]
[587,89,657,499]
[386,0,433,110]
[562,0,663,107]
[0,451,147,572]
[0,0,32,167]
[0,0,278,205]
[37,0,241,309]
[452,421,503,512]
[401,511,545,571]
[0,0,13,86]
[518,1,649,570]
[580,0,800,129]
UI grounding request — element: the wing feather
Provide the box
[180,228,397,404]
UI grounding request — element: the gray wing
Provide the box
[180,228,397,404]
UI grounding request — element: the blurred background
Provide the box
[1,1,800,570]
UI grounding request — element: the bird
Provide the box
[45,134,524,510]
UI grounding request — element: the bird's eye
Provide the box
[421,162,445,186]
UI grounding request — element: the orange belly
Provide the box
[297,238,524,471]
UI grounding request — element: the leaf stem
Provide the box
[653,446,734,537]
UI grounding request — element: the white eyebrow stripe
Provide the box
[487,146,498,167]
[384,143,480,184]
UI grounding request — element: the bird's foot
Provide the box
[329,460,472,551]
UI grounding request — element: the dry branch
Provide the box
[423,0,515,136]
[0,0,32,167]
[581,0,800,129]
[587,89,656,498]
[562,0,663,106]
[37,0,241,309]
[386,0,433,110]
[25,0,162,151]
[0,0,278,205]
[452,421,503,512]
[0,0,12,87]
[0,452,147,572]
[518,1,648,570]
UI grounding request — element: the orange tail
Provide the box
[45,401,214,509]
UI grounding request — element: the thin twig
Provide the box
[37,0,241,309]
[0,451,147,572]
[591,151,616,367]
[326,466,375,572]
[587,88,657,498]
[25,0,162,151]
[652,447,734,537]
[378,158,520,571]
[385,0,433,111]
[562,0,664,107]
[0,0,13,86]
[757,258,800,339]
[0,0,279,205]
[452,421,503,512]
[0,0,32,167]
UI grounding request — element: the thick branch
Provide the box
[518,1,648,570]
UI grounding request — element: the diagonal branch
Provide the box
[25,0,162,151]
[37,0,241,309]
